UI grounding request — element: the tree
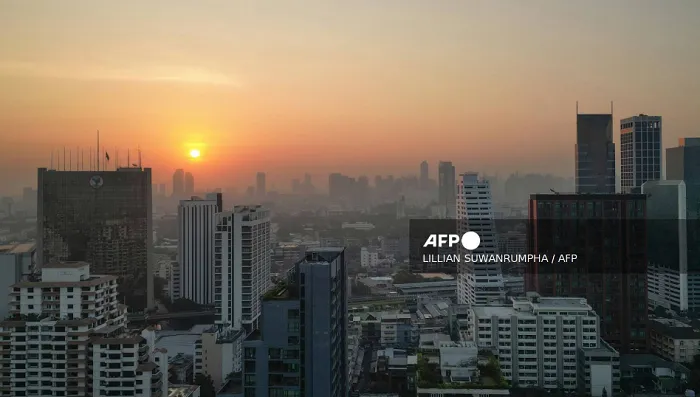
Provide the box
[168,298,203,312]
[194,373,216,397]
[601,387,608,397]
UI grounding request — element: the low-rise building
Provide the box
[380,313,417,348]
[194,326,245,392]
[394,280,457,300]
[372,348,417,394]
[648,318,700,364]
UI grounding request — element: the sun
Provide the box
[189,149,201,158]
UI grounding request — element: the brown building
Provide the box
[527,193,647,353]
[37,167,154,308]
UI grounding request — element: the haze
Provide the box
[1,0,699,194]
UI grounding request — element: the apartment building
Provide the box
[214,206,271,333]
[469,293,619,394]
[380,313,416,348]
[193,327,245,392]
[0,262,165,396]
[649,318,700,364]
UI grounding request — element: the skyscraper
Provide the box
[643,180,688,313]
[242,248,348,397]
[37,167,154,308]
[256,172,267,198]
[420,160,429,189]
[528,193,647,352]
[178,197,218,305]
[172,169,185,197]
[620,114,662,193]
[576,111,615,193]
[214,205,271,332]
[456,172,504,305]
[438,161,456,218]
[666,138,700,312]
[184,171,195,195]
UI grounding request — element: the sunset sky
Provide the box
[1,0,699,194]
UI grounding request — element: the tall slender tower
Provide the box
[438,161,456,218]
[576,106,615,193]
[178,197,218,305]
[620,114,662,193]
[456,172,504,305]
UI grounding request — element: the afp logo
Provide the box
[423,231,481,250]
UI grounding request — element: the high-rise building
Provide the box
[438,161,456,218]
[420,160,429,189]
[470,293,619,394]
[666,138,700,312]
[0,262,168,397]
[643,180,688,313]
[456,172,504,305]
[184,172,195,195]
[37,167,154,308]
[205,192,223,212]
[214,205,271,333]
[527,193,647,353]
[620,115,662,193]
[242,248,348,397]
[178,197,218,305]
[173,169,185,197]
[256,172,266,198]
[575,112,615,193]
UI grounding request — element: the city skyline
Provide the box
[1,1,700,193]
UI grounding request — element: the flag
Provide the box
[105,152,110,161]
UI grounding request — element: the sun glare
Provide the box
[189,149,201,158]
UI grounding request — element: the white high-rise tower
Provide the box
[457,172,505,305]
[214,205,271,333]
[178,197,218,304]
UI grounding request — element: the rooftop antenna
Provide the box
[576,101,579,115]
[611,100,614,118]
[76,146,79,171]
[116,148,119,169]
[138,145,142,168]
[69,149,72,171]
[127,149,130,167]
[50,150,54,170]
[81,149,84,171]
[96,130,100,171]
[63,147,66,171]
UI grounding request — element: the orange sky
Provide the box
[1,0,699,194]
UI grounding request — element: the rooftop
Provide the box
[42,261,89,269]
[0,243,35,254]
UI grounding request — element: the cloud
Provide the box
[0,61,242,87]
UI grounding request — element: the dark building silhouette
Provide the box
[438,161,456,218]
[256,172,266,198]
[37,167,154,308]
[527,193,647,353]
[184,172,194,195]
[172,169,185,197]
[576,112,615,194]
[420,160,429,189]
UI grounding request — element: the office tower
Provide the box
[37,167,155,308]
[242,248,348,397]
[528,193,647,353]
[173,169,185,196]
[0,243,35,319]
[456,172,504,305]
[438,161,456,218]
[620,114,662,193]
[205,192,224,212]
[256,172,266,198]
[470,293,619,393]
[665,138,700,312]
[184,172,195,195]
[214,205,271,333]
[178,197,218,305]
[643,180,688,313]
[420,160,429,189]
[575,110,615,193]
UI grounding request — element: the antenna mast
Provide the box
[97,130,100,171]
[50,150,54,170]
[138,146,142,168]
